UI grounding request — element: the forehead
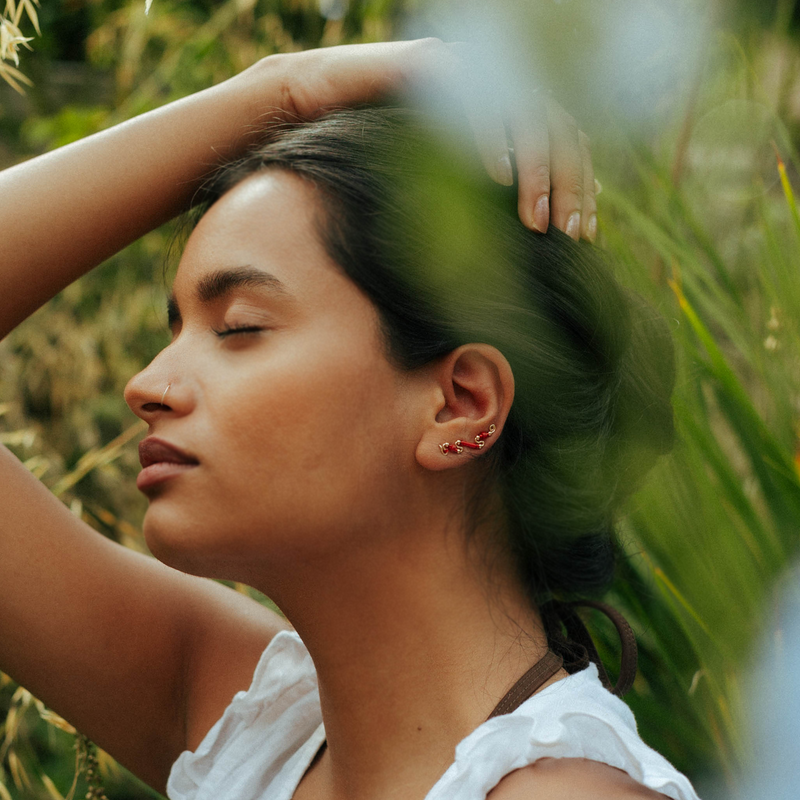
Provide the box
[174,170,339,300]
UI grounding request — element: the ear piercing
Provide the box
[160,384,171,406]
[439,424,496,456]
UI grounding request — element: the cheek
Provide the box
[178,332,412,566]
[222,336,394,461]
[247,347,404,498]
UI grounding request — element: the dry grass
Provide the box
[0,0,37,92]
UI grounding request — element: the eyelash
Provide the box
[212,325,264,338]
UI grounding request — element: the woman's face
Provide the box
[125,171,424,581]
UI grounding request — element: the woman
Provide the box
[0,40,697,800]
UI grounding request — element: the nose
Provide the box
[124,351,193,422]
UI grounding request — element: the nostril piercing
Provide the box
[160,384,171,406]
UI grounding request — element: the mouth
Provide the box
[137,437,199,492]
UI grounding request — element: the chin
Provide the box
[141,507,214,576]
[141,507,264,584]
[144,528,201,576]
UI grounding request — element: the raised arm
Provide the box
[0,47,358,337]
[0,40,595,339]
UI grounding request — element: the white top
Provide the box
[167,630,701,800]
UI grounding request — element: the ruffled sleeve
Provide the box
[167,630,323,800]
[424,664,700,800]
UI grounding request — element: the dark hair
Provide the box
[198,107,675,604]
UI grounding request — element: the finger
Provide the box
[414,41,513,186]
[578,131,597,243]
[508,98,551,232]
[475,119,514,186]
[547,102,584,240]
[461,94,514,186]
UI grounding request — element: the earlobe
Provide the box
[415,344,514,472]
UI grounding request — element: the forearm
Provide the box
[0,55,289,338]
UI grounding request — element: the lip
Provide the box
[137,437,199,491]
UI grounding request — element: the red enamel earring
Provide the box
[439,424,496,455]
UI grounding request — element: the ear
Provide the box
[416,344,515,471]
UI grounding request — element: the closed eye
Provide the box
[212,325,264,338]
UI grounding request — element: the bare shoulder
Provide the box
[487,758,671,800]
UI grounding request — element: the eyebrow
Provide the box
[167,267,290,326]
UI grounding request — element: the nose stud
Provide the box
[160,384,171,406]
[439,424,496,456]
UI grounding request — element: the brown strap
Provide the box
[571,600,638,697]
[488,600,638,720]
[547,599,638,697]
[486,649,564,720]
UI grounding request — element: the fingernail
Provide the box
[566,211,581,240]
[587,214,597,243]
[496,153,513,186]
[531,195,549,232]
[594,179,603,196]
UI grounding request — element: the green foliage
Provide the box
[590,25,800,791]
[3,1,800,797]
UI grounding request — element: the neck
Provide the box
[259,511,550,800]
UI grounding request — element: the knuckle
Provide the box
[524,162,551,186]
[410,37,447,60]
[427,37,454,62]
[567,176,585,199]
[532,162,551,180]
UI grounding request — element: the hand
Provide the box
[259,39,598,242]
[503,93,598,242]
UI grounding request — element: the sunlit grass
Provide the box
[0,0,38,92]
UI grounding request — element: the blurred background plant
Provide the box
[2,0,800,797]
[0,0,38,93]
